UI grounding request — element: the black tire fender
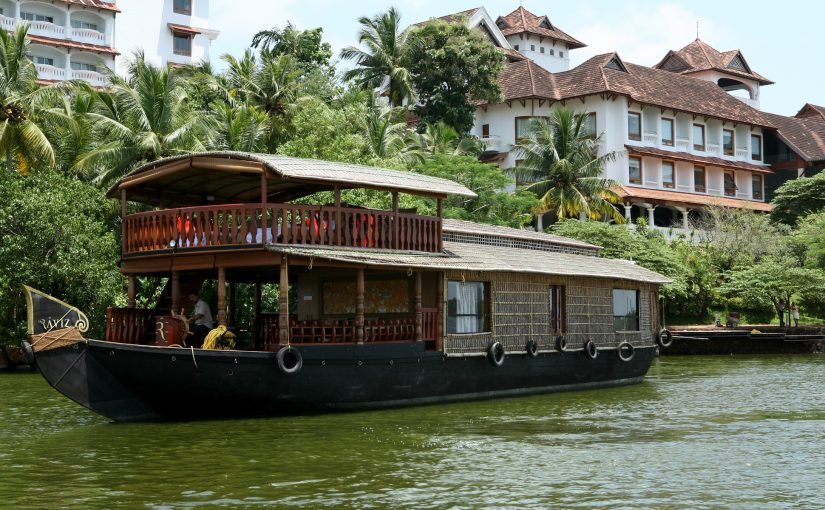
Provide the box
[488,342,505,367]
[657,329,673,348]
[20,340,35,366]
[276,347,303,375]
[556,335,567,352]
[584,339,598,360]
[526,340,538,357]
[617,342,635,362]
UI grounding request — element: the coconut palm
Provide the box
[75,52,208,186]
[362,94,423,167]
[207,99,270,152]
[340,7,413,107]
[41,90,98,177]
[410,121,482,158]
[0,25,58,173]
[513,108,624,224]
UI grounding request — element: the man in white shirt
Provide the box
[187,292,213,347]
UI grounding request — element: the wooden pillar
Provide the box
[334,186,342,246]
[171,271,180,313]
[436,272,444,351]
[120,189,127,254]
[260,169,268,244]
[229,281,237,327]
[217,267,227,326]
[436,198,443,252]
[414,271,422,342]
[356,268,365,344]
[279,257,289,345]
[392,191,399,249]
[127,274,136,308]
[253,281,262,348]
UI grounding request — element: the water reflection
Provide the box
[1,356,824,509]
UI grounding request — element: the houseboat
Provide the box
[23,152,671,422]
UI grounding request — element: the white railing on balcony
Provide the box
[35,64,65,81]
[71,28,106,44]
[28,20,65,38]
[480,136,509,154]
[643,132,658,144]
[675,138,690,151]
[735,148,749,159]
[0,14,15,30]
[71,69,106,86]
[706,143,720,156]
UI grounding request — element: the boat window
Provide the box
[550,285,565,334]
[613,288,639,331]
[447,281,489,334]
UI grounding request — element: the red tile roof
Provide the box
[625,146,773,175]
[762,112,825,164]
[168,23,202,36]
[795,103,825,122]
[618,185,772,212]
[495,7,585,49]
[28,34,119,55]
[489,52,774,128]
[654,39,773,85]
[56,0,120,12]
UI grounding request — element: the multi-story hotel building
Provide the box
[0,0,119,87]
[420,7,825,234]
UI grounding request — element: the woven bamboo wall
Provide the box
[443,270,658,355]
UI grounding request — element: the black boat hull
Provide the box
[32,339,656,421]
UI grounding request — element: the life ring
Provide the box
[657,329,673,348]
[276,347,303,375]
[488,342,505,367]
[584,339,598,360]
[20,340,35,366]
[556,335,567,352]
[617,342,635,362]
[525,340,538,357]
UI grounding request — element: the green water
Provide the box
[1,355,824,509]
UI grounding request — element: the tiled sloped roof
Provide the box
[654,39,773,85]
[27,34,119,55]
[495,7,585,49]
[625,146,773,174]
[412,7,480,28]
[762,112,825,163]
[442,218,600,251]
[168,23,202,36]
[795,103,825,121]
[618,186,772,212]
[491,53,773,128]
[57,0,120,12]
[267,242,671,284]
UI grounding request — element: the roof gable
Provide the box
[495,6,586,49]
[604,53,628,72]
[655,39,773,85]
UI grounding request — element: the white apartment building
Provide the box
[115,0,218,73]
[0,0,119,87]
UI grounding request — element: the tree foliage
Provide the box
[404,20,502,133]
[770,171,825,225]
[252,22,333,72]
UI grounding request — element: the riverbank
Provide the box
[663,325,825,355]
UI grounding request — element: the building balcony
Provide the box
[0,14,15,30]
[122,202,443,257]
[480,135,510,154]
[27,20,66,38]
[71,69,106,86]
[71,27,107,45]
[35,63,65,81]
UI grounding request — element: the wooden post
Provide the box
[334,186,341,247]
[392,191,399,249]
[171,271,180,313]
[121,189,127,254]
[279,257,289,345]
[436,272,444,351]
[254,280,262,348]
[229,281,237,327]
[217,267,227,326]
[436,198,443,252]
[260,169,268,244]
[127,274,136,308]
[356,268,365,344]
[414,271,422,342]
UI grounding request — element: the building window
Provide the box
[21,12,54,23]
[723,129,734,156]
[173,0,192,15]
[693,124,705,151]
[613,289,639,331]
[661,118,674,146]
[694,166,706,193]
[515,116,547,143]
[71,20,100,31]
[559,51,564,57]
[481,124,489,138]
[751,134,762,161]
[173,34,192,56]
[628,112,641,141]
[752,174,763,200]
[549,49,555,56]
[539,47,545,54]
[583,112,596,138]
[550,285,565,334]
[447,281,489,334]
[530,44,535,51]
[662,161,675,189]
[629,156,642,185]
[513,44,519,51]
[724,171,737,197]
[32,56,54,66]
[71,62,99,72]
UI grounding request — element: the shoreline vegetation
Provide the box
[1,10,824,349]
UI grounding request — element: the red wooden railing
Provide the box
[259,316,440,348]
[122,203,442,255]
[421,308,438,342]
[105,307,166,344]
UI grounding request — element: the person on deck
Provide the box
[791,303,800,328]
[187,292,213,348]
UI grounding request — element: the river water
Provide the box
[1,355,824,509]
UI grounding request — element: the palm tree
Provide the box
[207,99,270,152]
[340,7,413,107]
[410,121,482,158]
[0,25,57,173]
[41,90,98,178]
[75,52,208,186]
[513,108,624,226]
[362,94,423,167]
